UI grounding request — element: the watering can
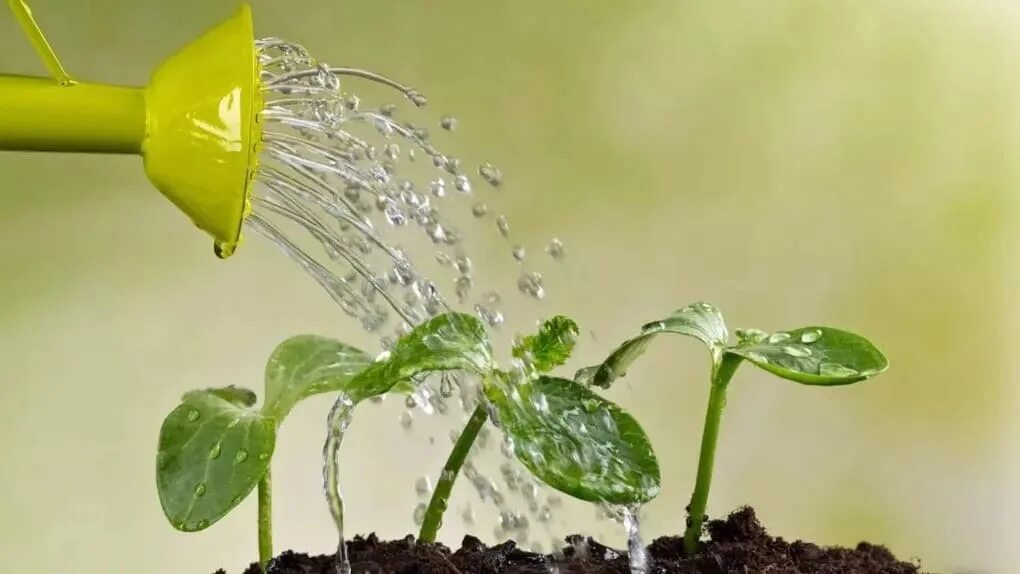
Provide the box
[0,0,262,257]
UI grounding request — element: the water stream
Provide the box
[249,38,647,574]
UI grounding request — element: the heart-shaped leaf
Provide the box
[486,376,660,505]
[157,388,275,532]
[728,326,888,385]
[582,302,728,388]
[513,315,580,373]
[263,335,374,419]
[353,313,493,395]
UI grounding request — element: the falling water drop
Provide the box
[454,175,472,193]
[414,476,433,497]
[399,411,414,430]
[472,203,489,217]
[517,272,545,299]
[440,116,458,131]
[478,163,503,187]
[512,245,526,263]
[546,238,565,260]
[496,215,511,237]
[413,503,428,525]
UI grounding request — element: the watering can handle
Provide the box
[7,0,74,85]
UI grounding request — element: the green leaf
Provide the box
[728,326,888,385]
[157,388,275,532]
[486,376,660,505]
[263,335,374,419]
[353,313,493,395]
[584,302,728,388]
[513,315,580,373]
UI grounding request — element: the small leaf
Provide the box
[728,326,888,385]
[513,315,580,373]
[486,376,660,505]
[157,388,275,532]
[585,303,729,388]
[263,335,374,419]
[353,313,493,395]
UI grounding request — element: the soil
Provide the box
[224,507,924,574]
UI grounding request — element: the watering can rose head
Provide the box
[2,3,261,257]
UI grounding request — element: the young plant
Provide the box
[349,314,663,543]
[580,302,888,555]
[156,335,379,571]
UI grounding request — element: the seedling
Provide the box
[579,302,888,555]
[156,335,378,571]
[344,313,661,543]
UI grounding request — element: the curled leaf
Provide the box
[728,326,888,385]
[263,335,373,419]
[513,315,580,373]
[353,313,493,395]
[584,303,728,388]
[156,388,275,532]
[486,376,660,505]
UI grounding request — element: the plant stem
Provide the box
[683,352,742,555]
[258,469,273,573]
[418,403,488,542]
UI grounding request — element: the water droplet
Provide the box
[455,275,472,302]
[194,483,207,497]
[471,203,489,217]
[454,175,472,193]
[235,449,249,463]
[454,255,472,274]
[461,506,475,525]
[474,304,505,327]
[819,362,859,378]
[399,411,414,430]
[414,476,433,497]
[478,163,503,187]
[380,103,397,116]
[429,178,446,197]
[413,503,428,525]
[196,519,209,530]
[496,215,511,237]
[767,332,791,344]
[440,116,458,131]
[435,252,452,266]
[517,272,545,299]
[208,443,222,460]
[406,90,428,107]
[186,409,200,422]
[800,329,822,344]
[783,346,811,358]
[546,238,565,260]
[735,328,768,344]
[384,143,400,160]
[512,245,526,262]
[258,453,269,461]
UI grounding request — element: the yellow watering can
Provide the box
[0,0,262,257]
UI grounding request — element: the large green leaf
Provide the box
[352,313,493,395]
[156,388,275,532]
[728,326,888,385]
[512,316,580,373]
[486,376,660,505]
[582,302,728,388]
[263,335,374,419]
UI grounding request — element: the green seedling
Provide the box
[156,335,378,571]
[579,302,888,555]
[356,314,663,543]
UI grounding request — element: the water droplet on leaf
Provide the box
[800,329,822,344]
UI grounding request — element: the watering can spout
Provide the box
[0,3,260,258]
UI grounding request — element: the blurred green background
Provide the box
[0,1,1015,572]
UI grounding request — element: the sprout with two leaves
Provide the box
[578,302,888,555]
[337,313,662,543]
[156,312,660,573]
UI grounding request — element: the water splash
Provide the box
[322,393,356,574]
[622,506,650,574]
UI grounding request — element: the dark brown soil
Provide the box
[224,507,925,574]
